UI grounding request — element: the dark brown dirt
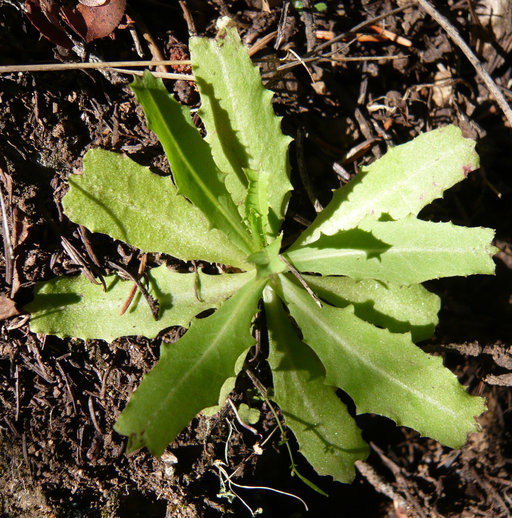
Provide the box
[1,1,512,517]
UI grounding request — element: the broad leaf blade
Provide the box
[291,126,479,248]
[287,216,496,284]
[63,149,249,268]
[131,71,255,254]
[114,276,267,456]
[302,274,440,342]
[278,275,485,448]
[26,265,254,341]
[264,286,368,483]
[190,28,292,236]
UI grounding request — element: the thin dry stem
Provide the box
[415,0,512,127]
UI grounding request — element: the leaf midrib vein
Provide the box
[142,278,261,436]
[291,245,476,263]
[287,285,459,420]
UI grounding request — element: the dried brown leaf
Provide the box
[62,0,126,43]
[0,295,19,320]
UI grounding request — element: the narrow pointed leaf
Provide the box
[278,275,485,448]
[302,274,440,342]
[26,265,254,341]
[190,27,292,235]
[291,126,479,248]
[287,216,496,284]
[264,286,368,483]
[244,169,270,245]
[114,276,267,456]
[63,149,249,267]
[131,71,256,254]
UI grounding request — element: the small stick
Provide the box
[311,3,415,55]
[0,187,13,285]
[120,253,147,315]
[99,367,112,401]
[0,60,190,74]
[128,8,168,73]
[61,236,102,287]
[78,225,102,267]
[88,396,103,435]
[227,398,261,438]
[415,0,512,128]
[355,460,409,511]
[56,361,77,414]
[128,25,144,58]
[110,68,193,80]
[179,0,197,36]
[14,364,19,422]
[108,260,159,320]
[273,53,404,74]
[248,30,278,57]
[274,1,290,50]
[279,255,323,308]
[300,0,316,53]
[244,368,268,398]
[368,24,412,47]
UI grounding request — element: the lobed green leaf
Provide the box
[26,265,254,342]
[301,274,440,342]
[190,27,292,236]
[114,276,267,456]
[131,71,256,254]
[291,126,480,248]
[287,216,496,284]
[63,149,249,268]
[264,286,368,483]
[278,275,486,448]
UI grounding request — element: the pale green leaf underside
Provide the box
[114,276,267,456]
[301,274,440,342]
[291,125,479,248]
[264,286,368,483]
[190,28,292,236]
[63,149,249,268]
[278,275,485,448]
[287,216,496,284]
[131,72,255,254]
[26,265,254,342]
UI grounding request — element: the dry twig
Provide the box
[0,60,192,79]
[415,0,512,127]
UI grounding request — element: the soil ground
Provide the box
[0,1,512,517]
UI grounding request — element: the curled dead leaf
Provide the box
[24,0,126,47]
[62,0,126,43]
[25,0,73,48]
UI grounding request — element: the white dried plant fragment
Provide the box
[79,0,108,6]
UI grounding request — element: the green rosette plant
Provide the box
[26,25,496,485]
